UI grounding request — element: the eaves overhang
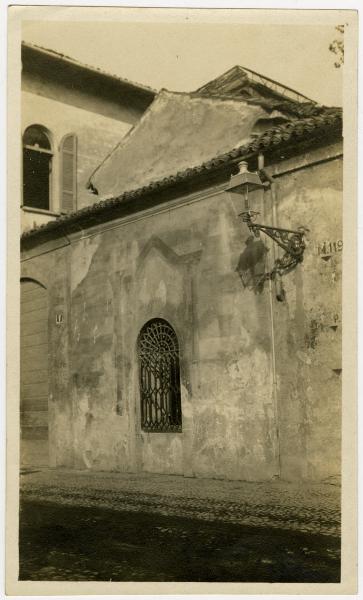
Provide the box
[22,42,156,112]
[21,111,342,250]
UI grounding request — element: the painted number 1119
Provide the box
[317,240,343,255]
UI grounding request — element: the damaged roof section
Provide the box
[194,65,339,120]
[88,89,295,199]
[195,65,315,104]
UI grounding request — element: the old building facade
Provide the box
[20,63,342,482]
[21,42,155,231]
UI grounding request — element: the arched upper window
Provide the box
[138,319,182,433]
[60,133,77,214]
[23,125,52,211]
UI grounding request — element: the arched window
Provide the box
[60,133,77,214]
[22,125,52,210]
[138,319,182,432]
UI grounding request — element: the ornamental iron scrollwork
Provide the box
[138,319,182,433]
[240,210,308,280]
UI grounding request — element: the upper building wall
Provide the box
[22,42,156,124]
[21,90,132,231]
[22,69,146,126]
[21,42,156,232]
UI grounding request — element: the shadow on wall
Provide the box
[236,236,269,294]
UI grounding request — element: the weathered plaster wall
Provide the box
[90,90,271,199]
[263,156,342,481]
[61,192,277,479]
[21,144,342,482]
[21,242,73,468]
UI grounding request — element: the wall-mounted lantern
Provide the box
[227,161,307,280]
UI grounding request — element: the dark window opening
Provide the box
[138,319,182,433]
[22,125,52,211]
[23,148,51,210]
[23,127,51,150]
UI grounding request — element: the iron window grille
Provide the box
[138,319,182,433]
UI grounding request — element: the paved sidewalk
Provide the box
[20,468,340,537]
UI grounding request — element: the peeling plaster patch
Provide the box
[83,450,92,469]
[139,276,149,305]
[251,440,265,461]
[297,351,312,365]
[142,433,183,474]
[217,211,233,271]
[227,347,269,391]
[283,281,297,320]
[77,393,89,416]
[170,436,182,464]
[181,384,192,418]
[228,360,243,382]
[305,318,321,349]
[71,237,100,293]
[73,319,81,343]
[199,336,222,360]
[239,325,251,349]
[154,279,167,305]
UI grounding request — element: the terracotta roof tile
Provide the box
[21,109,342,242]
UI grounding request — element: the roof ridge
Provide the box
[195,65,247,92]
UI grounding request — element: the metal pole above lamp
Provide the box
[227,161,308,285]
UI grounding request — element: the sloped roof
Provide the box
[88,64,339,200]
[194,65,339,123]
[195,65,315,104]
[88,90,277,199]
[22,42,156,110]
[22,108,342,243]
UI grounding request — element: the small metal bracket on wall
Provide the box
[55,312,64,325]
[240,210,308,280]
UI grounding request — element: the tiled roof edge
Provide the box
[22,41,157,96]
[21,111,342,242]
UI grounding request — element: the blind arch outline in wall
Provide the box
[20,276,47,289]
[60,133,77,214]
[137,318,182,433]
[20,277,50,467]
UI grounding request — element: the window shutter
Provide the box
[60,134,77,214]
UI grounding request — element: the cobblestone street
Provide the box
[20,468,341,536]
[19,468,341,582]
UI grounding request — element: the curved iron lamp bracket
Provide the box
[240,210,307,279]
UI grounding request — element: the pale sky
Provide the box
[22,18,343,106]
